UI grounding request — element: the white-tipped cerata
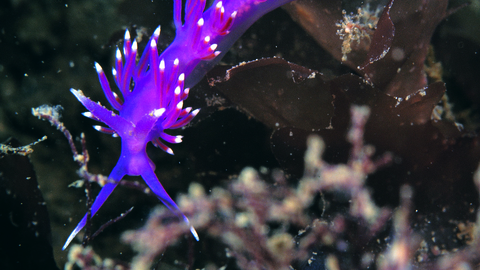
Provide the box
[204,36,211,44]
[132,40,138,52]
[191,226,199,241]
[116,49,122,60]
[192,109,200,116]
[177,100,184,109]
[94,62,103,74]
[159,59,165,71]
[175,86,182,95]
[150,38,157,49]
[82,112,94,118]
[153,108,166,118]
[153,26,161,38]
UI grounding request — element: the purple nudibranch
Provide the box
[64,0,294,250]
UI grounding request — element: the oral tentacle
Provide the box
[71,88,132,137]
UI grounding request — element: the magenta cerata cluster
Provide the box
[64,0,294,249]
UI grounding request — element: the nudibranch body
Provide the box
[66,26,200,250]
[64,0,294,250]
[170,0,296,87]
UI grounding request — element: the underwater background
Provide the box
[1,0,480,269]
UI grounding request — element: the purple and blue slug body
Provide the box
[64,0,294,250]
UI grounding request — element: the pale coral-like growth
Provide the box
[48,104,480,269]
[121,105,393,270]
[0,134,46,156]
[65,245,128,270]
[336,4,382,61]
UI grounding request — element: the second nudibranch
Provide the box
[64,0,295,250]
